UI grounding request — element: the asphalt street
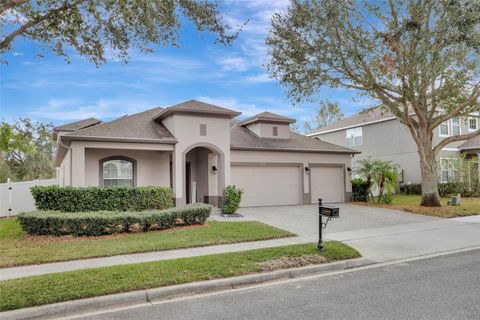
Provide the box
[77,249,480,320]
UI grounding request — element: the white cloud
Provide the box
[245,73,273,83]
[195,95,301,118]
[29,98,161,122]
[1,9,27,24]
[217,56,249,72]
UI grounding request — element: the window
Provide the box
[440,117,462,137]
[468,117,478,132]
[200,124,207,136]
[439,121,449,136]
[272,126,278,137]
[451,117,461,136]
[439,158,459,183]
[101,158,134,187]
[346,127,363,146]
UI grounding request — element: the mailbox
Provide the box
[317,199,340,252]
[320,205,339,218]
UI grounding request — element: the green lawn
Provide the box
[358,195,480,218]
[0,219,294,267]
[0,242,360,312]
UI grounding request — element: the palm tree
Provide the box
[354,159,377,201]
[355,159,400,203]
[375,161,400,203]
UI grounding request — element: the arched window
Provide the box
[100,157,135,187]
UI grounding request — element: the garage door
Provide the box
[231,165,301,207]
[310,166,344,204]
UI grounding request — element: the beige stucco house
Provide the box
[54,100,358,207]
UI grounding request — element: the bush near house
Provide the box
[31,186,174,212]
[223,185,243,214]
[399,182,479,198]
[351,178,369,202]
[18,203,211,237]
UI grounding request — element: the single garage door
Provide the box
[310,166,344,204]
[231,165,302,207]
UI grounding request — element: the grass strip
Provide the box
[0,220,295,267]
[0,242,360,311]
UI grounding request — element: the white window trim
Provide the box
[439,117,463,137]
[468,117,478,132]
[439,157,459,183]
[346,126,363,147]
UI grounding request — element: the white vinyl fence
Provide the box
[0,179,59,217]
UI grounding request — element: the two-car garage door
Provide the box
[231,164,345,207]
[231,165,301,207]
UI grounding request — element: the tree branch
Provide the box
[433,130,480,155]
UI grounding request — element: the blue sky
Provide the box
[0,0,374,129]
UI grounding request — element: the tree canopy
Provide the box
[0,0,238,65]
[267,0,480,206]
[304,100,344,133]
[0,118,56,182]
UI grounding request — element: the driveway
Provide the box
[219,203,440,239]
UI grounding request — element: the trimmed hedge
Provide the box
[399,183,422,195]
[31,186,174,212]
[18,203,212,237]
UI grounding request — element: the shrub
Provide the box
[351,178,369,202]
[379,193,394,204]
[31,186,174,212]
[223,185,243,214]
[399,184,422,195]
[18,203,212,237]
[176,203,212,225]
[438,182,461,197]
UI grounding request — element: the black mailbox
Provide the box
[317,199,340,252]
[320,205,339,218]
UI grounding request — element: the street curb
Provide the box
[0,257,374,320]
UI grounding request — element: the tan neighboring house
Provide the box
[307,108,480,185]
[54,100,358,207]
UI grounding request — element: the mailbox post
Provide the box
[317,198,340,252]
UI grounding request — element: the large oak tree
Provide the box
[0,0,237,64]
[267,0,480,207]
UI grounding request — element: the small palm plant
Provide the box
[355,159,400,203]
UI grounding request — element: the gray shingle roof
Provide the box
[230,125,359,153]
[459,135,480,151]
[238,111,295,126]
[308,107,395,135]
[62,107,176,143]
[54,118,101,132]
[154,100,241,120]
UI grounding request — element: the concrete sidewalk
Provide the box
[0,236,310,281]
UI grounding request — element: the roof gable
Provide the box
[238,111,295,126]
[154,99,241,120]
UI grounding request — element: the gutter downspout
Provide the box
[58,137,72,186]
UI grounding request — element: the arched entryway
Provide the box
[183,144,224,207]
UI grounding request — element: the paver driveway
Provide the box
[217,204,440,239]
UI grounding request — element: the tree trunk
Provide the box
[416,129,442,207]
[419,150,441,207]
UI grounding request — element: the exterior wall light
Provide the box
[304,167,310,174]
[212,165,218,174]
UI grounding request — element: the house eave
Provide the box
[230,146,361,154]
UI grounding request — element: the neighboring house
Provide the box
[307,107,480,185]
[54,100,358,207]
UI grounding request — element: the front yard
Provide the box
[0,218,294,267]
[0,242,360,311]
[356,195,480,218]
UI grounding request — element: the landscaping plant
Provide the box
[223,185,243,214]
[355,159,399,204]
[31,186,174,212]
[18,203,212,237]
